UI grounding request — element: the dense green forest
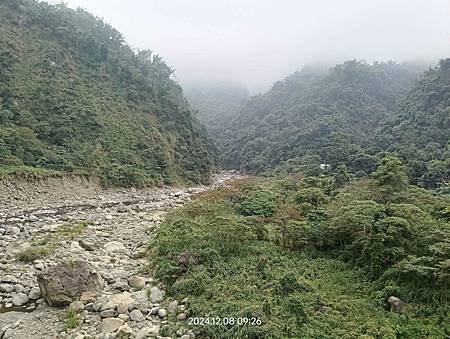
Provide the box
[219,61,416,171]
[377,59,450,188]
[184,82,249,137]
[210,60,449,190]
[0,0,217,186]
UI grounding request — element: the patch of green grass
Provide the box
[16,246,51,262]
[64,307,79,330]
[16,221,90,262]
[0,165,63,179]
[56,222,89,240]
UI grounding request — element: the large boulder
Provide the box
[36,261,103,306]
[101,318,124,333]
[110,291,135,314]
[387,296,405,313]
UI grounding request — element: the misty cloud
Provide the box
[50,0,450,92]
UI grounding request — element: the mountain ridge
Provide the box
[0,0,217,187]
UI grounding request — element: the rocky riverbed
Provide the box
[0,172,239,339]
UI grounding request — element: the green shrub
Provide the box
[153,258,180,284]
[238,189,278,217]
[276,272,300,296]
[278,220,310,250]
[64,307,79,330]
[16,246,50,262]
[381,228,450,302]
[354,216,413,277]
[327,200,386,248]
[372,156,409,199]
[292,187,328,210]
[284,296,308,325]
[171,273,209,296]
[150,177,449,337]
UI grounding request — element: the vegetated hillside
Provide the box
[220,61,419,174]
[184,82,249,137]
[377,59,450,188]
[151,157,450,338]
[0,0,217,186]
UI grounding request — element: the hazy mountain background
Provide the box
[52,0,450,93]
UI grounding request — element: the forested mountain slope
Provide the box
[0,0,217,186]
[184,82,249,136]
[220,61,419,174]
[377,59,450,188]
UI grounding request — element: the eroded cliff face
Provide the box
[0,174,102,211]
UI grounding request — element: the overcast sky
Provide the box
[50,0,450,92]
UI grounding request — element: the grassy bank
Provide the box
[0,165,64,178]
[149,174,449,338]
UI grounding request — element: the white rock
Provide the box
[34,262,45,270]
[118,314,129,321]
[128,276,145,290]
[70,241,83,252]
[28,287,41,300]
[149,286,164,303]
[0,284,14,293]
[0,275,19,284]
[157,308,167,318]
[168,300,178,313]
[106,292,133,315]
[7,226,20,235]
[149,306,159,315]
[28,215,39,222]
[129,309,144,322]
[177,313,187,320]
[136,325,160,339]
[101,317,124,333]
[104,241,127,253]
[12,292,29,306]
[69,300,84,313]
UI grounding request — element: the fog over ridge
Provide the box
[49,0,450,92]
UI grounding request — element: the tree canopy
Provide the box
[200,59,448,190]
